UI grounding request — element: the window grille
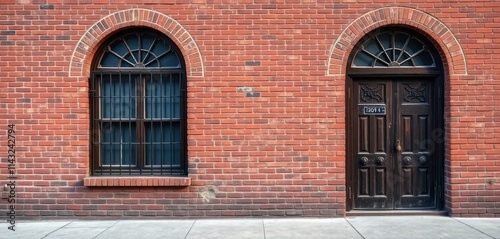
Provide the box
[90,29,187,176]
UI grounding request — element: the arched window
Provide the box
[348,28,441,75]
[90,28,187,176]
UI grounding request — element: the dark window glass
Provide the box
[100,75,136,119]
[352,30,436,68]
[101,122,137,166]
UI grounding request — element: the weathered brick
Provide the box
[0,2,498,220]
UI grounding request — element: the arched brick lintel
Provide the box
[69,8,204,78]
[327,7,467,76]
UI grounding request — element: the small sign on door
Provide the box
[363,106,386,115]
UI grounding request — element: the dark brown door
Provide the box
[348,77,440,210]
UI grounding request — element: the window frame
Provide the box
[89,29,188,176]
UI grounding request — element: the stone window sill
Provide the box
[83,176,191,187]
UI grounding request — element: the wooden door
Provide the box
[348,77,440,210]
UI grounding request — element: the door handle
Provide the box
[395,140,402,152]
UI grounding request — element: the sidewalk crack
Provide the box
[183,220,196,239]
[93,220,120,239]
[262,220,267,239]
[40,221,73,239]
[453,218,495,239]
[344,218,365,239]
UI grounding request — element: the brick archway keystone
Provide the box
[69,8,204,77]
[327,7,467,76]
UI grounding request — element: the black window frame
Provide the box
[89,28,187,176]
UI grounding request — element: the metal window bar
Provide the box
[108,72,113,175]
[138,72,143,176]
[179,72,187,175]
[160,74,166,175]
[168,74,177,174]
[119,72,122,174]
[150,72,154,175]
[127,75,131,175]
[167,73,171,174]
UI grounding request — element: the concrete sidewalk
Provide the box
[0,216,499,239]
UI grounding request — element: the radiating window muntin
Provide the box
[352,30,436,68]
[98,31,181,69]
[90,29,187,176]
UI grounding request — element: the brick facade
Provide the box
[1,1,499,218]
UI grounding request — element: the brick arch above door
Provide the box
[327,7,467,77]
[69,8,204,78]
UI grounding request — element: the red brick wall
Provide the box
[0,1,499,218]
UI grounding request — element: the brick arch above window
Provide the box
[69,8,204,78]
[327,7,467,76]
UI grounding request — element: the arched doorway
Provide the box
[346,27,445,212]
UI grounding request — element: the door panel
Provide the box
[352,80,393,209]
[395,80,435,209]
[350,78,438,210]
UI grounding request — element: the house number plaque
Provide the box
[363,106,386,115]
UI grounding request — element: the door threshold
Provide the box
[346,210,448,217]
